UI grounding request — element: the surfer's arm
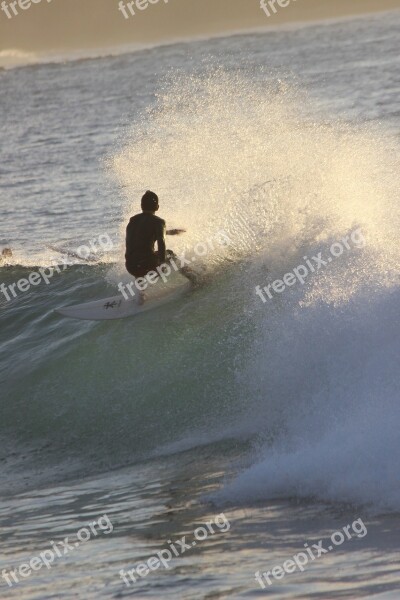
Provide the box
[166,229,186,235]
[157,221,166,263]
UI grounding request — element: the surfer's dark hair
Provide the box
[141,190,159,211]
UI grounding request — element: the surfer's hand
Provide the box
[166,229,186,235]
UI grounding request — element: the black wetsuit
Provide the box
[125,212,166,277]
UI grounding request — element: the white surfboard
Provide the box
[57,280,191,321]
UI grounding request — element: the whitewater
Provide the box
[0,10,399,600]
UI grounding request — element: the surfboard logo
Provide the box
[103,300,122,310]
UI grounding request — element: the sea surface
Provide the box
[0,10,399,599]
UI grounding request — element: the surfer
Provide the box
[125,191,195,303]
[0,248,13,266]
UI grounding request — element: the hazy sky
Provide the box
[1,0,400,53]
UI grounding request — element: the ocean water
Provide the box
[0,10,399,599]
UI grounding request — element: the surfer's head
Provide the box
[141,191,159,213]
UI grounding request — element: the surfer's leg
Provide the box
[165,249,200,285]
[126,261,150,305]
[179,266,200,285]
[137,290,146,306]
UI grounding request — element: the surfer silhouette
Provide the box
[0,248,13,266]
[125,191,194,303]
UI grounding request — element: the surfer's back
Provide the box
[125,213,165,260]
